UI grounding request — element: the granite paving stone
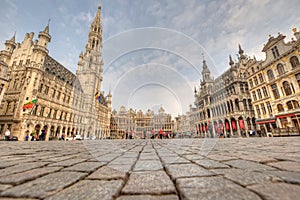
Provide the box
[1,171,87,198]
[224,159,276,171]
[88,166,127,180]
[48,158,87,167]
[265,170,300,184]
[165,164,214,180]
[117,195,179,200]
[62,162,104,172]
[46,180,123,200]
[193,159,230,169]
[211,168,280,186]
[0,184,12,192]
[0,137,299,199]
[122,171,175,195]
[107,164,133,173]
[133,160,163,171]
[266,161,300,172]
[0,162,49,177]
[248,182,300,200]
[0,167,62,184]
[176,176,262,200]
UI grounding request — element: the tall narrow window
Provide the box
[283,81,292,96]
[262,86,268,97]
[267,102,272,114]
[257,89,262,99]
[267,69,274,81]
[277,63,285,75]
[258,73,264,83]
[254,76,258,85]
[252,91,257,101]
[296,73,300,88]
[290,56,299,68]
[271,84,280,99]
[256,105,261,116]
[261,103,266,115]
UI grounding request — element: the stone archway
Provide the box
[238,116,246,137]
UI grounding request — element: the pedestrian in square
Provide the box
[5,129,10,141]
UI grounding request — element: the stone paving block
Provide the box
[238,155,278,163]
[248,182,300,200]
[183,154,205,160]
[45,180,123,200]
[94,154,122,162]
[117,195,179,200]
[0,198,38,200]
[266,161,300,172]
[0,162,49,177]
[1,171,87,198]
[88,166,127,180]
[165,164,214,180]
[177,176,261,200]
[107,164,133,173]
[0,167,62,184]
[139,154,159,160]
[48,158,86,167]
[0,183,12,192]
[133,160,163,171]
[41,155,76,162]
[206,154,237,161]
[122,171,175,195]
[62,162,104,172]
[0,160,22,169]
[265,170,300,184]
[193,159,230,169]
[224,159,276,171]
[160,157,191,165]
[211,168,279,186]
[109,157,137,166]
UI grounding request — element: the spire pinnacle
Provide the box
[10,32,16,43]
[229,54,234,66]
[238,44,244,55]
[43,19,50,34]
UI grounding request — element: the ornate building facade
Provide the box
[194,47,256,138]
[0,5,111,140]
[110,106,173,139]
[246,28,300,136]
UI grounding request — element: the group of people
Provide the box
[124,129,171,140]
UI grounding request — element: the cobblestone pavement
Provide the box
[0,137,300,200]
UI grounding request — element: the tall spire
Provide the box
[85,4,103,55]
[238,44,244,55]
[10,32,16,43]
[201,54,211,82]
[229,54,234,66]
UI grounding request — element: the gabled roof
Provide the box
[262,34,286,52]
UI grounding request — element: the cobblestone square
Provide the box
[0,137,300,199]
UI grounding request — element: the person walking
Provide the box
[5,129,10,141]
[25,134,29,141]
[159,129,163,139]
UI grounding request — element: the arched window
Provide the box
[290,56,300,68]
[277,104,284,112]
[287,100,299,110]
[283,81,292,96]
[267,69,274,81]
[277,63,285,75]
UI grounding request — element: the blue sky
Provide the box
[1,0,300,117]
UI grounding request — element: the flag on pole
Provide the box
[22,98,38,109]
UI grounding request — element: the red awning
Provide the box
[238,119,245,129]
[232,120,236,130]
[225,122,230,131]
[257,120,276,124]
[276,114,295,118]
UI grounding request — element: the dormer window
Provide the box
[271,46,280,59]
